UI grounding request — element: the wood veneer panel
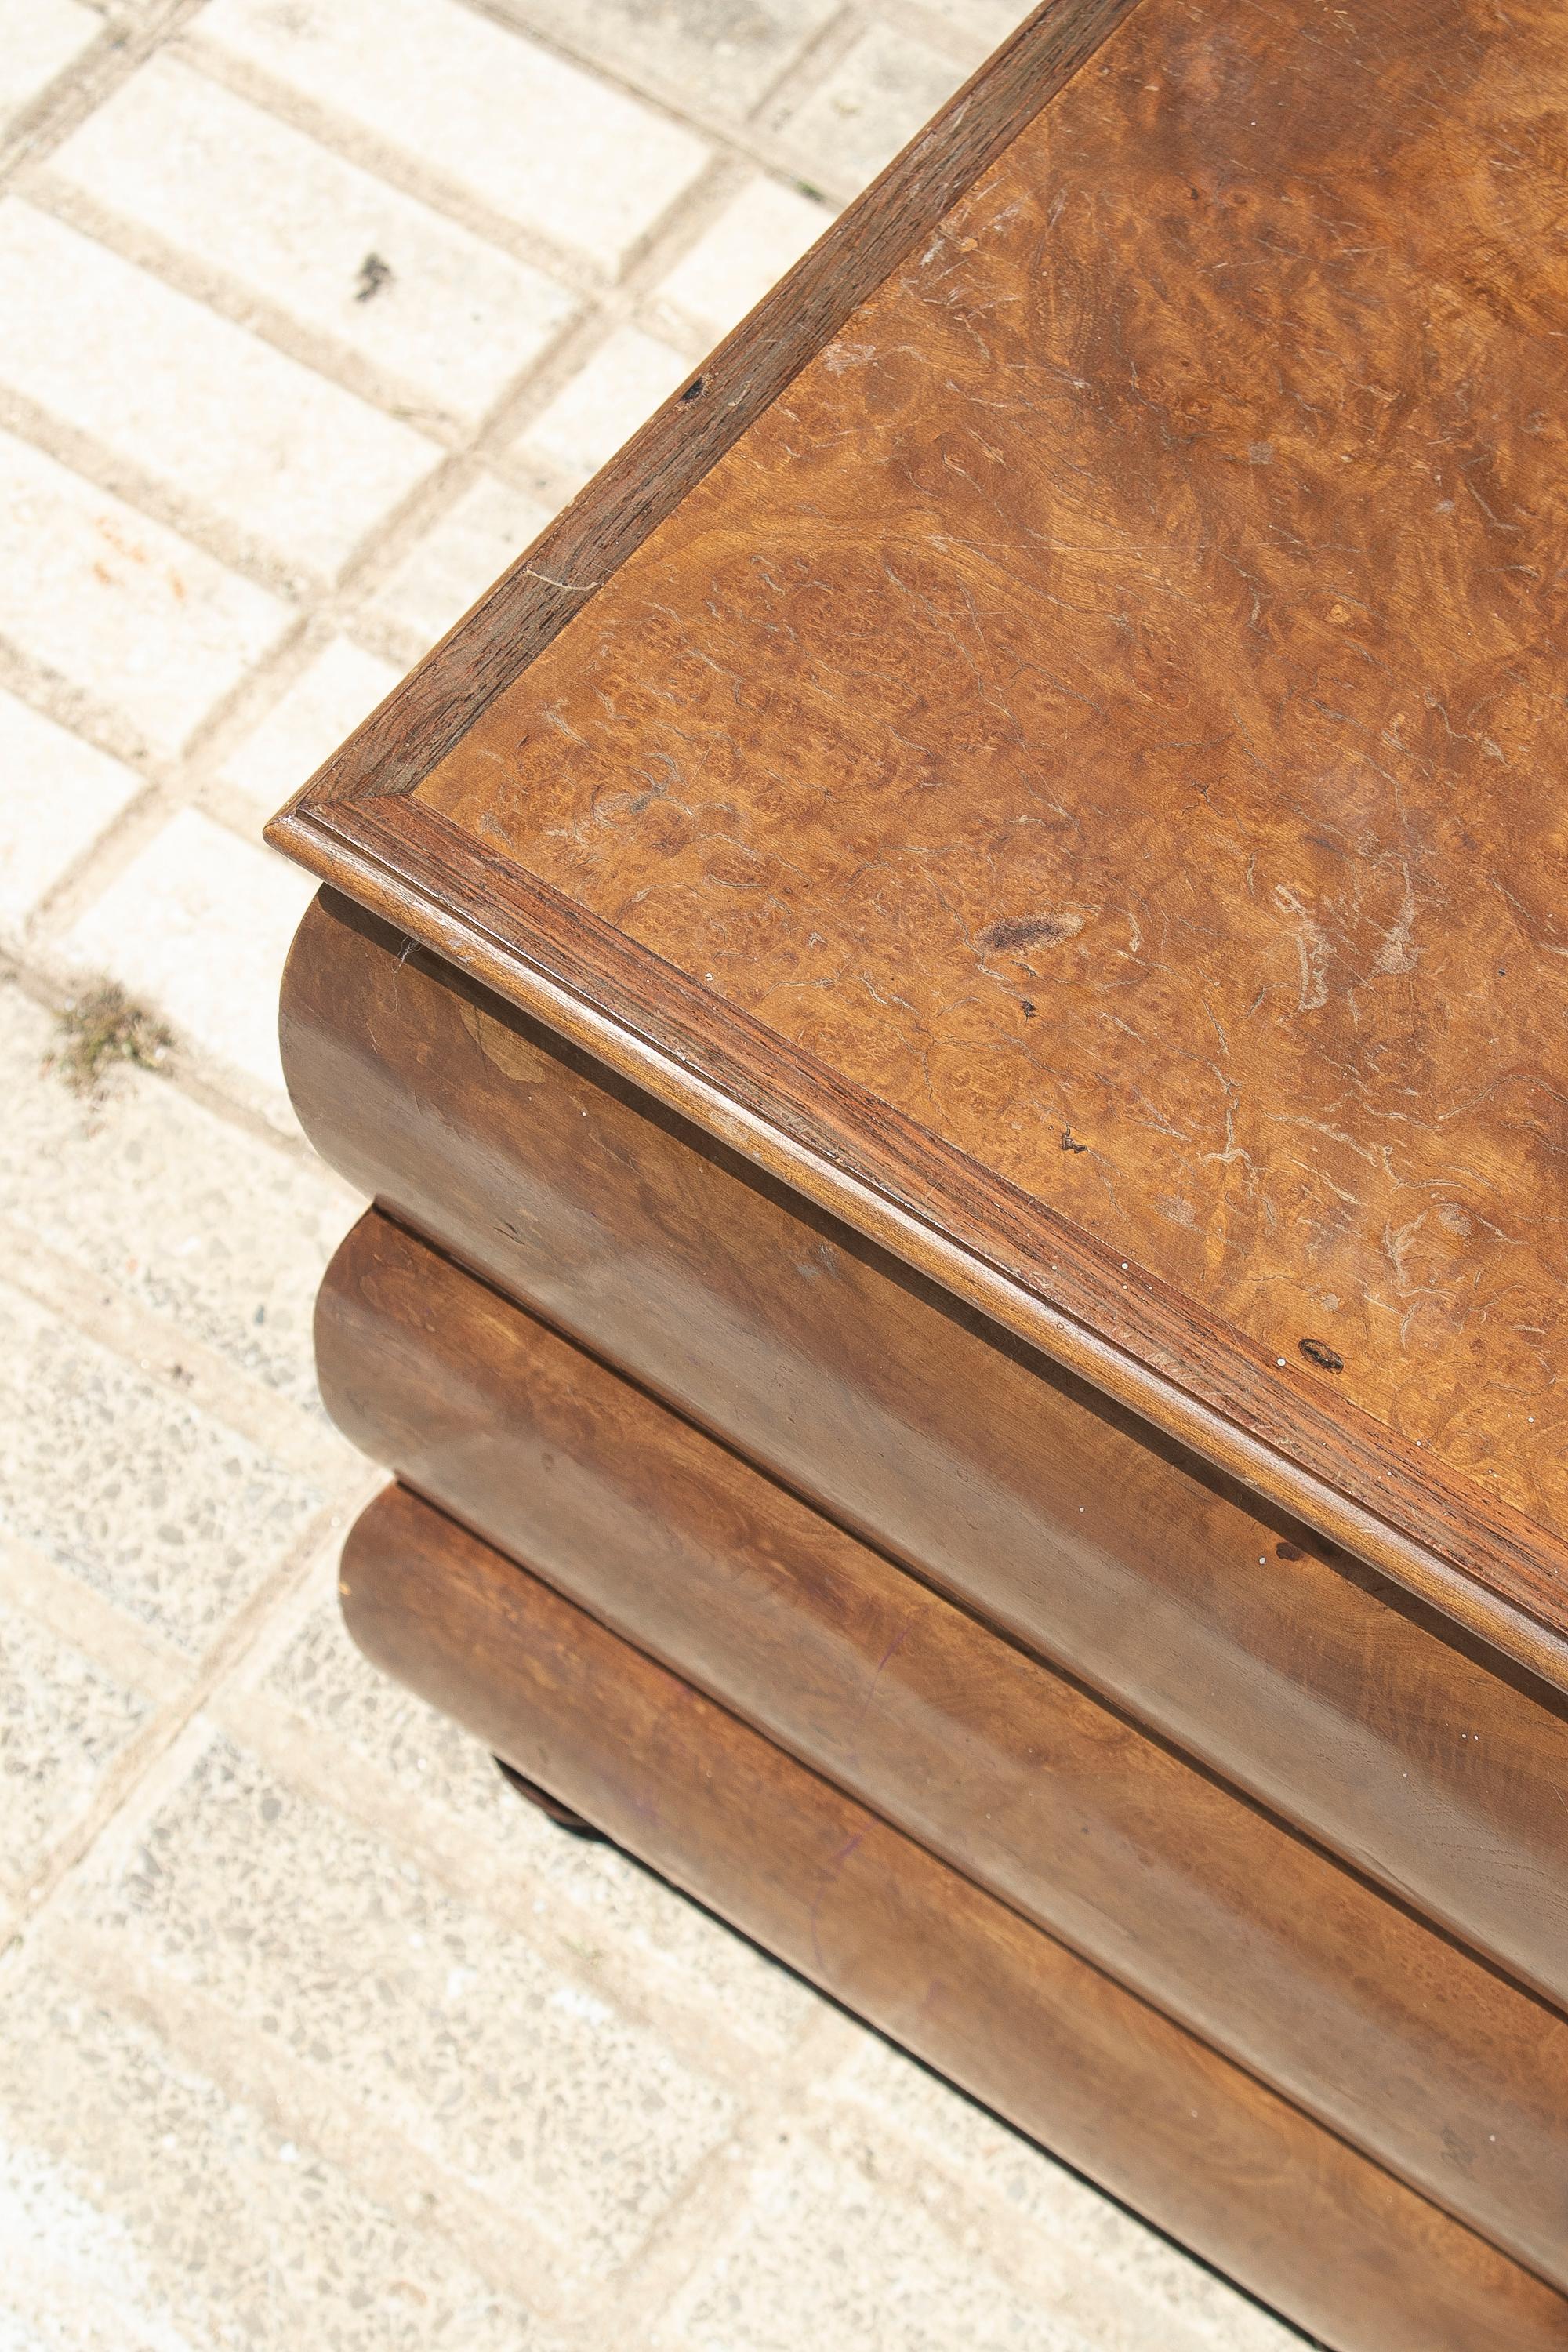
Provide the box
[341,1483,1568,2352]
[320,1207,1568,2281]
[410,0,1568,1542]
[281,892,1568,2013]
[272,0,1568,1661]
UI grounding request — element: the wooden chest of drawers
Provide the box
[270,1,1568,2340]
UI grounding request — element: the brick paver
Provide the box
[0,5,1305,2345]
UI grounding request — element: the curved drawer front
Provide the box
[284,889,1568,2009]
[345,1481,1568,2352]
[320,1207,1568,2284]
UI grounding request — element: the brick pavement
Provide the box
[0,3,1305,2342]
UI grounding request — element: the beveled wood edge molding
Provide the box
[272,789,1568,1693]
[263,0,1140,831]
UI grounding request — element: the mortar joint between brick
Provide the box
[0,0,210,191]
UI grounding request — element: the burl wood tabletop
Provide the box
[273,0,1568,1664]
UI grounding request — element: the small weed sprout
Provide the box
[46,982,172,1096]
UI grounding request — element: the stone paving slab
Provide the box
[0,3,1311,2343]
[0,1596,152,1907]
[0,425,290,761]
[194,0,713,274]
[0,695,138,942]
[45,56,581,435]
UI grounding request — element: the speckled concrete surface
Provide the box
[0,3,1306,2343]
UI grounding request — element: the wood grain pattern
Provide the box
[281,891,1568,2008]
[320,1204,1568,2282]
[342,1482,1568,2352]
[270,0,1568,1659]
